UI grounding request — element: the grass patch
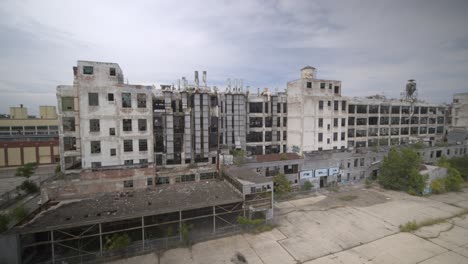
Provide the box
[338,195,358,201]
[399,208,468,232]
[327,185,340,192]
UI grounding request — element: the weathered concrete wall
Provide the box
[0,234,20,264]
[452,93,468,130]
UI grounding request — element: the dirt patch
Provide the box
[314,188,390,209]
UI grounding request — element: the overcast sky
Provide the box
[1,0,467,115]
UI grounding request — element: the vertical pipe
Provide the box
[213,206,216,234]
[99,223,103,256]
[142,216,145,251]
[51,230,55,264]
[179,211,182,242]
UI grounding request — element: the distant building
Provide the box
[0,105,58,167]
[451,93,468,130]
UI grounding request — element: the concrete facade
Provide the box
[452,93,468,130]
[287,66,347,154]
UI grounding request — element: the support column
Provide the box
[20,145,24,166]
[213,206,216,234]
[179,210,182,242]
[99,223,103,256]
[142,216,145,250]
[51,230,55,264]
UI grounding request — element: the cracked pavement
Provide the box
[110,187,468,264]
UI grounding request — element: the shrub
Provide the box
[274,173,291,195]
[399,221,418,232]
[237,216,271,233]
[430,178,446,194]
[230,149,246,165]
[0,214,10,233]
[446,156,468,181]
[445,167,463,192]
[11,206,29,222]
[15,163,37,178]
[378,148,427,195]
[55,164,61,174]
[104,233,131,251]
[301,181,313,191]
[20,180,39,194]
[180,222,193,246]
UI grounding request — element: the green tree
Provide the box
[378,148,427,195]
[301,181,313,191]
[15,163,37,178]
[274,173,292,195]
[446,156,468,181]
[104,233,131,250]
[0,214,10,233]
[11,206,29,222]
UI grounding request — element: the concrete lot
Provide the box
[110,187,468,264]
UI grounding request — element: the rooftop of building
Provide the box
[13,180,242,234]
[348,95,446,107]
[254,153,302,163]
[223,166,272,185]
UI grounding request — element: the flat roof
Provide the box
[254,153,302,163]
[14,180,242,234]
[224,166,273,185]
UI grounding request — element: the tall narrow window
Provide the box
[124,140,133,152]
[138,119,147,131]
[137,94,147,108]
[122,93,132,108]
[319,101,324,110]
[318,133,323,142]
[123,119,132,131]
[88,93,99,106]
[90,119,100,132]
[318,118,323,128]
[139,139,148,151]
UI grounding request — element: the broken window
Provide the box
[140,159,148,165]
[369,117,378,125]
[401,117,409,124]
[357,105,367,114]
[89,119,100,132]
[91,162,101,169]
[402,106,410,114]
[91,141,101,154]
[320,83,325,89]
[110,148,116,156]
[88,93,99,106]
[124,180,133,188]
[138,119,147,131]
[428,127,436,134]
[122,93,132,108]
[334,101,339,111]
[249,117,263,128]
[247,131,263,143]
[83,66,93,75]
[62,117,75,132]
[61,97,74,111]
[181,174,195,182]
[307,82,312,88]
[360,158,365,166]
[411,116,419,124]
[156,177,169,185]
[348,117,355,126]
[420,127,427,134]
[391,127,399,135]
[110,67,116,76]
[265,117,272,127]
[318,133,323,142]
[348,129,355,138]
[356,118,367,126]
[391,117,400,125]
[391,106,400,114]
[265,131,272,141]
[420,117,428,124]
[137,93,147,108]
[64,137,76,151]
[249,102,263,113]
[341,118,346,127]
[283,131,287,141]
[123,119,132,131]
[108,93,114,101]
[368,128,378,136]
[436,126,444,134]
[411,127,419,135]
[124,140,133,152]
[319,101,324,110]
[380,128,389,136]
[139,139,148,151]
[147,177,153,186]
[341,132,346,140]
[333,132,338,141]
[283,117,287,126]
[277,103,281,113]
[401,127,409,135]
[318,118,323,127]
[110,128,115,136]
[328,101,331,107]
[334,118,338,127]
[348,104,355,114]
[380,105,390,114]
[437,117,444,124]
[341,101,347,111]
[356,129,367,137]
[369,105,378,113]
[277,117,281,127]
[334,86,340,94]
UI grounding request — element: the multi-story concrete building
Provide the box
[452,93,468,130]
[287,66,348,153]
[57,61,154,175]
[0,105,59,167]
[347,96,447,148]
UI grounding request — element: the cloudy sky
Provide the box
[1,0,467,115]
